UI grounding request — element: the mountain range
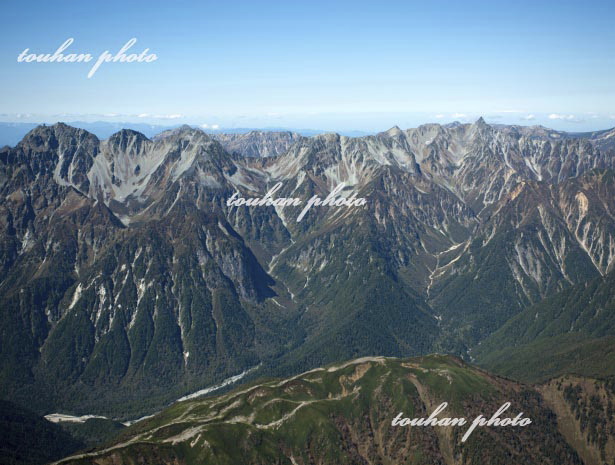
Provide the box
[1,117,614,433]
[0,122,367,148]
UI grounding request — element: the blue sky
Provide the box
[1,0,614,132]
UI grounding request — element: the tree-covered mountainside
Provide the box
[433,169,615,353]
[56,355,607,465]
[539,375,615,465]
[0,400,84,465]
[1,120,615,422]
[475,262,615,383]
[56,417,127,450]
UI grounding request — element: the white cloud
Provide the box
[211,124,220,130]
[201,123,209,128]
[521,114,536,120]
[137,113,150,118]
[451,113,467,119]
[548,113,576,121]
[434,114,445,119]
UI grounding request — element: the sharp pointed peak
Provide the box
[384,125,403,136]
[474,116,488,127]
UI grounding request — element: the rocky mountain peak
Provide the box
[19,123,98,152]
[469,116,491,135]
[212,130,303,158]
[384,125,403,137]
[152,124,210,142]
[475,116,487,126]
[106,129,150,157]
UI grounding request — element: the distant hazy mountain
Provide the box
[1,119,615,422]
[0,123,39,147]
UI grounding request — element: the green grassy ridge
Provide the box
[60,355,584,465]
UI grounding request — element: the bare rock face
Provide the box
[1,119,614,421]
[213,130,303,158]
